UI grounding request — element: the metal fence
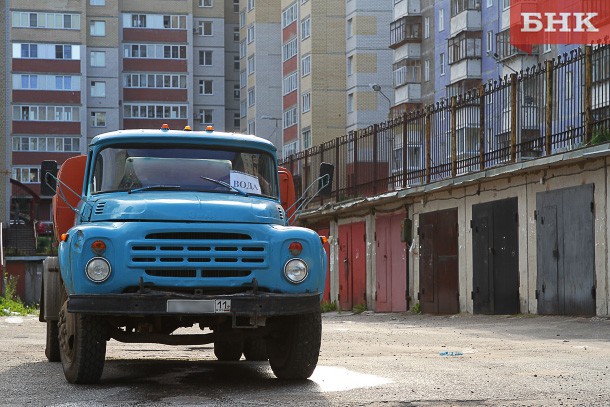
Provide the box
[281,44,610,209]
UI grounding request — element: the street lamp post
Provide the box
[370,83,392,120]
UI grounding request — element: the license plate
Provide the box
[167,299,231,314]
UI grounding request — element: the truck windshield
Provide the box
[89,144,278,199]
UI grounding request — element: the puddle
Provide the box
[310,366,392,392]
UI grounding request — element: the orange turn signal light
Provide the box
[206,125,214,132]
[161,123,170,130]
[60,233,69,242]
[91,240,107,255]
[319,236,328,244]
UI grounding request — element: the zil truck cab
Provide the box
[40,126,327,384]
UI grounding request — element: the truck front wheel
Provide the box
[214,340,243,361]
[58,300,107,383]
[267,312,321,379]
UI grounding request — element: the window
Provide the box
[283,107,297,128]
[234,84,240,99]
[90,0,105,5]
[90,20,106,36]
[199,79,213,95]
[301,54,311,76]
[248,120,256,134]
[424,17,430,39]
[282,3,298,28]
[199,0,213,6]
[56,76,72,90]
[448,31,482,64]
[199,50,213,66]
[283,37,297,61]
[247,25,255,43]
[302,92,311,113]
[487,0,493,7]
[233,0,240,13]
[20,44,38,58]
[123,104,187,119]
[301,17,311,40]
[12,12,80,30]
[503,0,510,9]
[199,109,213,124]
[347,93,354,113]
[240,100,247,117]
[233,112,241,128]
[247,55,255,75]
[124,73,186,89]
[451,0,481,17]
[438,9,444,32]
[487,30,493,53]
[234,55,240,70]
[393,59,421,86]
[55,45,72,59]
[239,10,246,28]
[233,27,240,41]
[199,21,213,36]
[90,51,106,67]
[239,40,246,59]
[240,70,246,88]
[302,128,311,149]
[91,111,106,127]
[12,136,80,152]
[390,16,421,47]
[347,18,353,37]
[12,167,40,184]
[18,75,38,89]
[347,55,353,76]
[131,14,146,28]
[440,53,445,76]
[283,141,298,158]
[248,0,254,11]
[90,81,106,97]
[247,87,255,106]
[424,60,430,81]
[283,72,298,95]
[13,105,80,121]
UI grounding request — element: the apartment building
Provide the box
[6,0,241,224]
[238,0,282,149]
[1,2,8,224]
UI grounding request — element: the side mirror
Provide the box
[318,162,334,197]
[40,160,58,196]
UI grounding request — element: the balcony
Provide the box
[393,0,421,19]
[450,0,481,36]
[495,29,539,62]
[390,16,422,49]
[448,31,482,84]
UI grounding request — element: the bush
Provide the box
[320,300,337,313]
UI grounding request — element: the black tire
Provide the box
[58,300,107,384]
[268,312,321,379]
[45,320,61,362]
[214,340,243,361]
[243,337,268,361]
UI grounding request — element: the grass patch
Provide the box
[352,302,367,314]
[320,300,338,313]
[410,302,421,314]
[1,274,38,316]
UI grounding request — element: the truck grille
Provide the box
[128,231,267,278]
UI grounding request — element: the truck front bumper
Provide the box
[67,291,321,317]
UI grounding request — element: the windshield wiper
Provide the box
[128,185,182,194]
[200,176,248,196]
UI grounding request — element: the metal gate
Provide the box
[338,222,367,311]
[375,213,407,312]
[536,184,595,315]
[418,209,459,314]
[472,198,519,314]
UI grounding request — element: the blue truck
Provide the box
[39,126,328,384]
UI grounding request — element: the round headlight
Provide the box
[283,258,308,284]
[86,257,111,283]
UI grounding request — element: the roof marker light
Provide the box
[206,125,214,132]
[161,123,170,131]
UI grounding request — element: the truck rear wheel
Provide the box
[45,320,61,362]
[268,312,321,379]
[243,338,268,361]
[214,340,243,361]
[58,300,107,384]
